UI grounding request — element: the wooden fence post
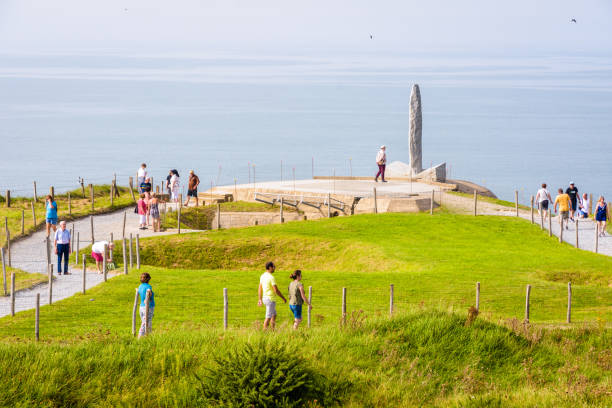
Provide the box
[559,217,563,243]
[177,205,181,234]
[575,220,579,248]
[1,248,6,296]
[48,264,53,305]
[567,282,572,324]
[389,284,394,316]
[431,190,435,215]
[595,224,599,254]
[35,293,40,341]
[473,191,477,216]
[123,238,128,275]
[279,198,284,224]
[515,190,519,216]
[45,236,50,266]
[103,244,107,282]
[68,192,72,215]
[132,288,139,336]
[373,187,378,214]
[31,201,36,227]
[128,177,136,201]
[5,190,10,208]
[5,229,10,267]
[21,209,24,235]
[223,288,228,330]
[122,211,127,239]
[90,184,94,212]
[90,215,94,245]
[50,186,55,201]
[129,233,133,268]
[589,193,593,216]
[308,286,312,328]
[136,234,140,270]
[342,287,347,326]
[476,281,480,312]
[82,254,86,294]
[540,206,544,230]
[217,203,222,228]
[548,209,552,237]
[524,284,531,323]
[10,272,15,316]
[327,193,331,218]
[109,233,114,261]
[144,289,152,334]
[33,181,38,202]
[110,182,114,206]
[530,196,534,223]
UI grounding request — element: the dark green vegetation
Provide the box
[1,213,611,406]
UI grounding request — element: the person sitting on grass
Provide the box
[138,272,155,338]
[137,194,148,230]
[288,269,312,330]
[45,195,58,238]
[258,261,287,330]
[91,241,114,274]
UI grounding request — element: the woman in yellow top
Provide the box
[554,188,572,230]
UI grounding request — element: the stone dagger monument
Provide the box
[409,84,423,174]
[386,83,446,182]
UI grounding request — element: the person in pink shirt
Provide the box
[137,194,148,230]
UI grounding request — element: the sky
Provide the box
[0,0,611,56]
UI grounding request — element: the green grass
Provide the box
[0,311,609,407]
[448,190,531,210]
[1,267,48,296]
[0,185,135,247]
[163,201,300,230]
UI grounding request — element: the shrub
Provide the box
[194,340,345,407]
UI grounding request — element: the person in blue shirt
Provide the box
[45,195,58,238]
[138,273,155,338]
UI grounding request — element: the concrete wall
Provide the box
[211,211,322,229]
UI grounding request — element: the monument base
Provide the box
[386,161,446,182]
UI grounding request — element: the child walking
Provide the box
[288,270,312,330]
[138,273,155,338]
[137,194,148,230]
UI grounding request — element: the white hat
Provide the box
[380,145,386,149]
[569,181,574,184]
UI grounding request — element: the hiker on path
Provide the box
[184,170,200,207]
[594,196,609,237]
[91,241,114,274]
[375,145,387,183]
[165,170,173,198]
[554,188,572,230]
[137,194,148,230]
[138,272,155,338]
[566,182,579,221]
[149,193,161,232]
[53,220,71,275]
[45,195,58,238]
[137,163,148,193]
[288,269,312,330]
[258,261,287,330]
[577,193,590,218]
[535,183,552,220]
[140,178,153,225]
[170,170,180,203]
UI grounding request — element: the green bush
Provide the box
[195,340,346,407]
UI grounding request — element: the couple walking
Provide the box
[258,261,312,330]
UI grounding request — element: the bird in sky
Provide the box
[570,18,577,23]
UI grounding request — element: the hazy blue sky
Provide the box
[1,0,610,55]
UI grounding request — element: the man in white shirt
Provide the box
[137,163,147,193]
[91,241,115,274]
[375,145,387,183]
[54,221,71,275]
[535,183,552,220]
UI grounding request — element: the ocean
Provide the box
[1,51,611,202]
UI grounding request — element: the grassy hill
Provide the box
[1,212,611,406]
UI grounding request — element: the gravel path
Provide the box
[0,207,189,318]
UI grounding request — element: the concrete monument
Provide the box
[409,84,423,174]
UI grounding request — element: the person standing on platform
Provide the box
[535,183,552,220]
[566,181,579,222]
[375,145,387,183]
[554,188,572,230]
[137,163,148,193]
[45,195,58,238]
[184,170,200,207]
[54,221,71,275]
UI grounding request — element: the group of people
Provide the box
[535,181,610,236]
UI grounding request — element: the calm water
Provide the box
[1,52,611,202]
